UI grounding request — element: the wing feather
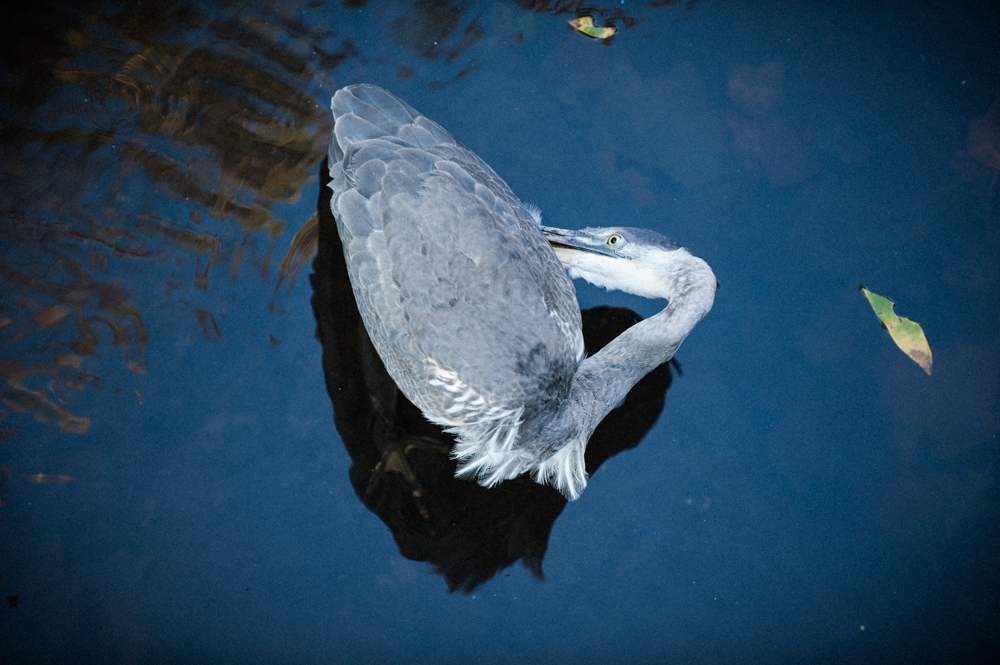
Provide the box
[328,84,584,471]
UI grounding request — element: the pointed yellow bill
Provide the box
[859,285,932,375]
[569,16,616,40]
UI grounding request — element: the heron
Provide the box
[328,84,716,500]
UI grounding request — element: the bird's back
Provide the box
[327,85,584,479]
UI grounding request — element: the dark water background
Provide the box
[1,1,998,663]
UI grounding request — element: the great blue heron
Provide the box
[328,84,716,500]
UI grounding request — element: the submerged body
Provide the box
[328,84,716,500]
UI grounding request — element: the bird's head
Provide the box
[541,226,716,303]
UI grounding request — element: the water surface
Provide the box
[1,1,998,663]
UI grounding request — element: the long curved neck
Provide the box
[565,252,716,438]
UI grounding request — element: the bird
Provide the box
[327,84,716,500]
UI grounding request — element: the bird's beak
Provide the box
[541,226,617,260]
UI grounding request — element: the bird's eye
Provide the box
[607,234,622,247]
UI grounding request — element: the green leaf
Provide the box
[859,285,932,375]
[569,16,616,40]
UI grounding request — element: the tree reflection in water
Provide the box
[0,1,338,433]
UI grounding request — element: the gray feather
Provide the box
[326,84,716,500]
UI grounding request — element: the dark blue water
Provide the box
[1,1,997,663]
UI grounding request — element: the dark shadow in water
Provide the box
[310,159,676,592]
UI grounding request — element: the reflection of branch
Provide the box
[0,359,92,434]
[194,309,224,342]
[0,210,150,433]
[134,215,219,290]
[6,211,154,258]
[275,213,318,295]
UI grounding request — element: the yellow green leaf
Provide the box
[859,285,932,375]
[569,16,616,40]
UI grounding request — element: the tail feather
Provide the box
[532,439,588,501]
[454,446,533,489]
[450,418,589,501]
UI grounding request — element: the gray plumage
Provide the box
[327,84,716,500]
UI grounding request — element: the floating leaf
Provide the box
[859,285,932,375]
[569,16,616,40]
